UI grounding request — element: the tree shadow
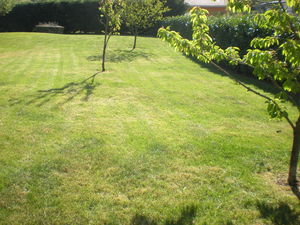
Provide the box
[87,49,153,63]
[187,55,279,96]
[9,72,101,107]
[191,56,300,107]
[256,201,300,225]
[131,205,197,225]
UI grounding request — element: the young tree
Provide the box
[0,0,15,16]
[123,0,168,50]
[99,0,124,72]
[158,0,300,199]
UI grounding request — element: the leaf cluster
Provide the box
[99,0,124,35]
[0,0,15,15]
[158,0,300,125]
[123,0,168,34]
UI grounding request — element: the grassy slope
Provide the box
[0,33,299,225]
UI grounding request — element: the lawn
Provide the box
[0,33,299,225]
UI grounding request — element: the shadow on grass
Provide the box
[87,49,153,63]
[256,201,300,225]
[188,56,279,96]
[131,205,197,225]
[9,72,100,107]
[192,57,300,107]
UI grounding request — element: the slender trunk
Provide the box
[102,34,107,72]
[132,33,137,50]
[288,115,300,199]
[102,19,109,72]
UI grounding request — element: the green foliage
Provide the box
[123,0,168,34]
[0,2,102,33]
[165,0,188,17]
[286,0,300,14]
[227,0,251,12]
[0,0,188,33]
[123,0,168,49]
[159,4,300,122]
[208,14,271,55]
[0,0,15,15]
[99,0,124,71]
[21,0,188,16]
[159,2,300,198]
[160,15,192,39]
[99,0,123,35]
[0,1,185,34]
[160,13,272,74]
[161,14,271,53]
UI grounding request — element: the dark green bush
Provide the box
[0,2,102,33]
[165,0,189,17]
[208,14,271,55]
[160,14,272,75]
[161,15,191,39]
[160,14,271,51]
[0,0,188,33]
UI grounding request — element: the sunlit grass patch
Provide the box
[0,32,299,224]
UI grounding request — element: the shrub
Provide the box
[160,13,272,75]
[0,1,102,33]
[0,0,16,16]
[0,0,188,33]
[165,0,189,17]
[208,14,271,55]
[161,15,192,39]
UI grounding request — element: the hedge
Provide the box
[0,2,102,33]
[0,0,188,33]
[160,14,272,75]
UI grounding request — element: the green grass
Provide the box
[0,33,299,225]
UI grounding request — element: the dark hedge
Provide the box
[0,0,188,33]
[159,14,272,75]
[0,2,101,33]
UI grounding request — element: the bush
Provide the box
[165,0,189,17]
[0,2,102,33]
[161,15,191,39]
[160,13,272,75]
[208,14,271,55]
[0,0,188,33]
[0,0,16,16]
[209,14,272,74]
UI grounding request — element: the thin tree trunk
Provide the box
[102,19,109,72]
[132,33,137,50]
[102,34,107,72]
[288,115,300,199]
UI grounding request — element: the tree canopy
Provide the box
[0,0,15,15]
[123,0,168,50]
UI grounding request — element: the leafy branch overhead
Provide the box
[158,0,300,199]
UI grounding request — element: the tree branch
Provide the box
[209,60,296,130]
[227,56,300,111]
[210,61,273,101]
